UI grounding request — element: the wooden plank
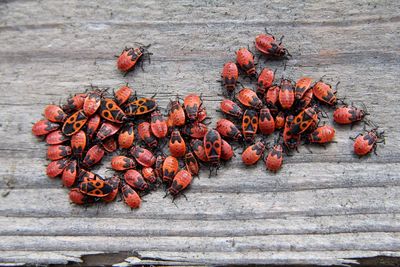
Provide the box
[2,232,400,252]
[2,214,400,237]
[1,0,400,265]
[1,186,400,219]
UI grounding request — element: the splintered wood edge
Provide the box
[2,251,400,266]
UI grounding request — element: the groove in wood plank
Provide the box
[1,233,400,252]
[1,214,400,237]
[1,187,399,220]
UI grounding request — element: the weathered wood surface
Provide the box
[1,0,400,265]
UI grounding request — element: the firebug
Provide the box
[162,156,179,183]
[150,110,168,138]
[236,48,256,76]
[71,130,86,159]
[241,141,265,165]
[265,144,283,172]
[169,129,186,158]
[82,144,105,168]
[168,170,193,197]
[62,110,88,136]
[236,88,263,109]
[221,62,239,92]
[130,146,156,167]
[242,109,259,142]
[111,155,136,171]
[32,119,59,136]
[44,105,67,123]
[257,68,275,95]
[124,169,149,191]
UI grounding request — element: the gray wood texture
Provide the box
[1,0,400,265]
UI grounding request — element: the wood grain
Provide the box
[0,0,399,265]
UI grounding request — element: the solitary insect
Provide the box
[308,125,335,144]
[190,139,208,162]
[295,77,313,100]
[46,158,70,178]
[111,155,136,171]
[352,129,385,156]
[333,105,368,125]
[96,122,121,140]
[258,108,275,135]
[169,130,186,158]
[216,119,242,141]
[114,85,133,106]
[168,170,193,197]
[220,99,243,118]
[279,79,295,110]
[125,97,157,116]
[265,144,283,172]
[242,109,259,142]
[118,123,135,149]
[83,90,103,117]
[79,175,113,197]
[242,141,266,165]
[32,119,59,136]
[162,156,179,183]
[255,32,290,58]
[138,122,158,148]
[45,130,69,145]
[47,145,72,161]
[130,146,156,167]
[257,68,275,95]
[99,98,126,123]
[220,139,234,161]
[62,110,88,136]
[121,183,141,209]
[151,110,168,138]
[221,62,239,92]
[312,81,337,106]
[184,94,202,121]
[82,144,105,168]
[168,99,186,127]
[62,160,78,187]
[117,45,151,73]
[185,152,199,176]
[124,169,149,191]
[204,129,222,165]
[236,88,263,109]
[236,48,256,76]
[44,105,67,123]
[86,114,101,139]
[71,130,86,159]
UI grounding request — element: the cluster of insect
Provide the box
[32,32,385,208]
[31,44,234,209]
[218,31,385,172]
